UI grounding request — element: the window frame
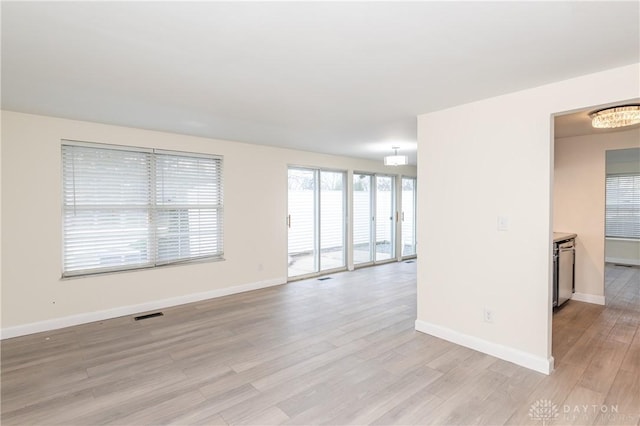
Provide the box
[605,172,640,240]
[61,140,224,278]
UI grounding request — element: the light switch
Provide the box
[497,215,509,231]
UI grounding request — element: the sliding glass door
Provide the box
[288,167,345,279]
[320,171,345,271]
[353,173,396,265]
[291,170,410,274]
[375,176,395,261]
[287,168,317,277]
[401,177,417,257]
[353,174,374,264]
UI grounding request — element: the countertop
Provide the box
[553,232,577,242]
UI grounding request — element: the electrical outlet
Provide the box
[483,308,494,323]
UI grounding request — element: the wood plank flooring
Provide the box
[1,262,639,425]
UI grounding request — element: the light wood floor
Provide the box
[1,262,638,425]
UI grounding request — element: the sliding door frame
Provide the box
[287,165,347,281]
[375,174,397,263]
[400,175,418,260]
[353,172,400,268]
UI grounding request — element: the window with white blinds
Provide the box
[62,141,223,277]
[605,174,640,239]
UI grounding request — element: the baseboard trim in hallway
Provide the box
[571,292,606,305]
[415,319,554,375]
[1,277,287,340]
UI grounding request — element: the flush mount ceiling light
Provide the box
[589,104,640,129]
[384,146,408,166]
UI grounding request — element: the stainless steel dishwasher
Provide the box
[555,239,575,307]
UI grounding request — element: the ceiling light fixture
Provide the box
[589,104,640,129]
[384,146,408,166]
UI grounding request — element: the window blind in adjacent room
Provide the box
[605,173,640,239]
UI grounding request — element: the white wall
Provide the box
[0,112,3,332]
[555,130,640,296]
[416,63,640,374]
[0,111,415,337]
[606,238,640,266]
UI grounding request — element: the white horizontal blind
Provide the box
[605,174,640,239]
[155,152,223,264]
[62,142,223,277]
[62,145,153,275]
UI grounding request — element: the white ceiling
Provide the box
[2,2,639,165]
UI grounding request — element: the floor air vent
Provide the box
[318,277,333,281]
[405,260,415,264]
[134,312,164,321]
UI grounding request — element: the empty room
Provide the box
[1,2,639,425]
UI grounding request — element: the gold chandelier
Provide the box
[590,104,640,129]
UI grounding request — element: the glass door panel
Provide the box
[320,171,345,271]
[401,177,417,257]
[288,168,318,278]
[353,174,374,264]
[375,176,395,261]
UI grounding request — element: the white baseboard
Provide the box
[571,292,605,305]
[1,277,286,340]
[414,319,554,375]
[605,257,640,266]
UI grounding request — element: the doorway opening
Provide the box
[551,100,640,368]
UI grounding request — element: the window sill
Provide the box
[61,256,225,280]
